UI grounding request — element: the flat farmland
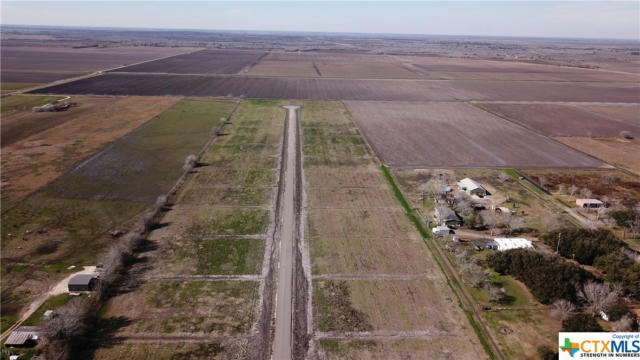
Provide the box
[92,99,285,357]
[346,101,607,168]
[301,101,487,358]
[30,72,640,102]
[556,137,640,175]
[247,51,320,77]
[46,99,237,203]
[1,95,180,207]
[477,103,640,137]
[93,343,224,360]
[249,51,421,78]
[318,338,484,360]
[1,45,199,84]
[399,55,640,82]
[116,49,267,74]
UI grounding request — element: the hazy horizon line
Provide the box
[2,23,639,42]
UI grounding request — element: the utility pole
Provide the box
[556,232,561,254]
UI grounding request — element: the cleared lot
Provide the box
[115,49,267,74]
[301,101,487,358]
[346,101,606,168]
[31,72,640,103]
[477,103,640,137]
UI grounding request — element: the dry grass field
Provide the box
[477,103,640,137]
[556,137,640,175]
[32,72,640,103]
[116,49,267,74]
[1,95,180,208]
[1,45,199,84]
[346,101,606,168]
[301,101,486,358]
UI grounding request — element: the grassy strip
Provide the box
[381,165,496,360]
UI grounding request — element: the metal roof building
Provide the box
[457,178,488,196]
[4,326,40,347]
[68,274,97,292]
[576,199,603,208]
[491,238,533,251]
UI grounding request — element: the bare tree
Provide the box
[460,262,485,288]
[557,184,565,194]
[481,210,503,236]
[154,195,167,211]
[602,173,618,182]
[183,154,197,172]
[483,283,505,302]
[580,188,593,198]
[419,179,442,201]
[505,215,525,234]
[611,314,635,331]
[498,172,511,183]
[577,281,619,315]
[551,299,576,320]
[538,176,548,188]
[541,215,563,232]
[569,185,578,197]
[142,212,156,231]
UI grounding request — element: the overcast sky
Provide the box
[2,1,639,40]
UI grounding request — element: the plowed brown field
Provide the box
[345,101,607,168]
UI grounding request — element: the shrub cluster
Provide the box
[486,249,593,304]
[542,229,624,265]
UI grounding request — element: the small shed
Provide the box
[432,225,453,237]
[68,274,97,292]
[576,199,603,209]
[5,326,41,347]
[457,178,488,197]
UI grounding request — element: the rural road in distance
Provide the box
[272,105,300,360]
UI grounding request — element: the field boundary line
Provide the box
[315,330,451,340]
[380,165,501,360]
[147,274,262,281]
[311,274,434,280]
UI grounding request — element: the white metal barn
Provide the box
[492,238,533,251]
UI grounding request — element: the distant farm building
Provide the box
[434,207,462,228]
[432,225,453,237]
[576,199,603,209]
[32,101,74,112]
[457,178,488,197]
[68,274,97,292]
[4,326,41,348]
[487,238,533,251]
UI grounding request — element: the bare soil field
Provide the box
[0,82,42,94]
[116,49,267,74]
[399,55,640,82]
[31,72,640,103]
[1,96,180,207]
[1,45,199,83]
[555,137,640,175]
[248,52,320,77]
[346,101,606,168]
[249,51,421,78]
[477,103,640,137]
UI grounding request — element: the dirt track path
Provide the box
[272,105,300,360]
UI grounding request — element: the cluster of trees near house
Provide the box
[542,228,640,296]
